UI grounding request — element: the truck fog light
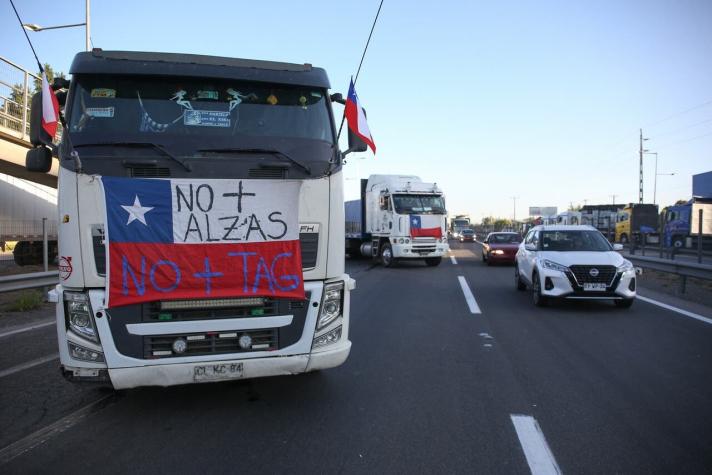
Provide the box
[239,334,253,349]
[313,326,342,348]
[172,338,187,354]
[68,342,104,362]
[405,238,410,243]
[399,238,404,244]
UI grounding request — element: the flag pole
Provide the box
[336,0,384,141]
[9,0,45,73]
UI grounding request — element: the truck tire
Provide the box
[672,236,684,248]
[425,257,442,267]
[380,243,395,267]
[13,241,31,266]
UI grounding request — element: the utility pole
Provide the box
[511,196,518,222]
[610,194,617,205]
[638,129,649,204]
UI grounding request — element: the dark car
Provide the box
[459,229,475,242]
[482,232,522,265]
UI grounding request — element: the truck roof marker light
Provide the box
[160,297,264,310]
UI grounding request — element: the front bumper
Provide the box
[391,242,449,259]
[538,267,636,300]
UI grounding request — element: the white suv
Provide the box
[515,225,636,308]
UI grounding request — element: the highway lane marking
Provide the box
[450,256,458,264]
[0,394,114,465]
[510,414,562,475]
[457,276,481,314]
[0,320,54,339]
[0,354,58,379]
[637,295,712,326]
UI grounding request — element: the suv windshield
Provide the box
[392,195,445,214]
[68,75,333,152]
[489,233,521,243]
[540,230,612,251]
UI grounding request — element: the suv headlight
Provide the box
[64,291,99,343]
[541,259,569,273]
[618,260,634,273]
[317,281,344,330]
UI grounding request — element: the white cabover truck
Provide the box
[24,49,363,389]
[345,175,449,267]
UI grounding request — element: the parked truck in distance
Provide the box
[615,203,660,244]
[580,204,623,242]
[345,175,449,267]
[662,171,712,249]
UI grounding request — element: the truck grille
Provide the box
[144,299,281,322]
[569,265,617,285]
[145,329,277,358]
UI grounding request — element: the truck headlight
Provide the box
[64,291,99,343]
[317,281,343,330]
[541,259,569,273]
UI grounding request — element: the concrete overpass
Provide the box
[0,56,58,189]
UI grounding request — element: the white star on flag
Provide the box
[121,195,154,226]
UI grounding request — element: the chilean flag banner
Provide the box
[345,78,376,154]
[410,215,443,239]
[102,177,304,307]
[41,72,60,138]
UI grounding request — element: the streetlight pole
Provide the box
[22,0,91,51]
[511,196,519,223]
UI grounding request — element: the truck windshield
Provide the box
[540,230,612,251]
[393,195,445,214]
[67,74,334,154]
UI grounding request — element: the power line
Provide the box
[648,117,712,140]
[654,129,712,151]
[336,0,385,140]
[644,98,712,130]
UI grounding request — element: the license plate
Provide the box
[193,363,243,382]
[583,283,607,291]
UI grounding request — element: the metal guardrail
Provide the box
[0,271,58,293]
[624,254,712,293]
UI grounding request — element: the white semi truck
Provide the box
[24,50,360,389]
[345,175,449,267]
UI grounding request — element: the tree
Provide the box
[2,64,65,132]
[493,218,512,231]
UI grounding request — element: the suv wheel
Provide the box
[515,264,526,291]
[532,272,548,307]
[614,298,634,308]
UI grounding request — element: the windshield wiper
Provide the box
[197,147,311,175]
[73,141,191,172]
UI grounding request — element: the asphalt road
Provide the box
[2,241,712,474]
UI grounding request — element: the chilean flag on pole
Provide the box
[41,72,60,138]
[410,215,443,239]
[345,78,376,154]
[102,177,305,307]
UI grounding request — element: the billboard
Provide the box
[529,206,557,217]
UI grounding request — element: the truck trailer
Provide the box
[615,203,660,244]
[662,171,712,248]
[24,49,358,389]
[345,175,449,267]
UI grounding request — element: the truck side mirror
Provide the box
[26,145,53,173]
[345,127,368,155]
[28,92,53,146]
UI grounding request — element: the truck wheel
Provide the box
[532,272,548,307]
[380,243,395,267]
[620,234,628,244]
[425,257,442,267]
[13,241,30,266]
[672,236,684,248]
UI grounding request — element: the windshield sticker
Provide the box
[91,88,116,98]
[184,110,230,128]
[86,107,115,118]
[196,90,219,100]
[170,90,193,110]
[227,89,257,112]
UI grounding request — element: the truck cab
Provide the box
[24,50,357,389]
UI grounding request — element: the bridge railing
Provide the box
[0,56,62,144]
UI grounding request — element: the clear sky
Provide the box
[2,0,711,222]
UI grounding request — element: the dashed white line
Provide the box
[637,295,712,326]
[457,276,481,314]
[0,320,54,339]
[0,354,58,379]
[511,414,562,475]
[450,256,458,264]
